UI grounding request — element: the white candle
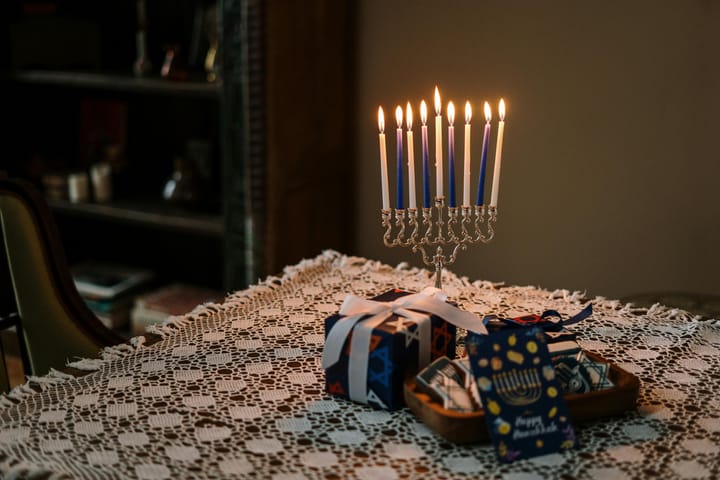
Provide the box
[463,101,472,207]
[490,99,506,208]
[406,102,416,209]
[378,106,390,210]
[434,86,443,199]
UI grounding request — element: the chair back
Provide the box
[0,177,123,377]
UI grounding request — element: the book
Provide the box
[131,283,223,335]
[72,262,154,300]
[84,295,135,330]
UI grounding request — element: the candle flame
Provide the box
[406,102,413,130]
[465,101,472,124]
[378,106,385,133]
[484,102,492,123]
[395,105,403,129]
[499,98,506,121]
[420,100,428,125]
[447,101,455,126]
[434,86,441,116]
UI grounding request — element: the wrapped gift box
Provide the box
[322,289,458,410]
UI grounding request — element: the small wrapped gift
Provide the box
[322,287,485,410]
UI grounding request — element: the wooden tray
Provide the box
[403,351,640,444]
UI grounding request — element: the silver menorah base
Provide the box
[381,196,497,290]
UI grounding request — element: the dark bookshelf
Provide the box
[1,0,356,293]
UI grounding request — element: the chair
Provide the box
[0,176,124,385]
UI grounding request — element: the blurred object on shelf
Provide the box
[131,283,223,335]
[90,162,112,203]
[133,0,152,77]
[67,171,89,203]
[161,44,188,81]
[203,1,219,82]
[162,156,201,207]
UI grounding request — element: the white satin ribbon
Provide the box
[322,287,487,404]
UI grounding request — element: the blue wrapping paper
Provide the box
[322,289,458,410]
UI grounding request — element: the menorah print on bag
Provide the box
[493,368,543,407]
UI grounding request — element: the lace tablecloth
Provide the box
[1,250,719,479]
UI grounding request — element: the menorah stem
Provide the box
[434,246,444,289]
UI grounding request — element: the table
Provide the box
[0,250,718,479]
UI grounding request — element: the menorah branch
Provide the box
[380,198,498,290]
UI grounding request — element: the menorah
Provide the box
[381,196,497,290]
[377,89,508,290]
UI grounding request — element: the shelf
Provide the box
[48,198,223,237]
[11,70,221,99]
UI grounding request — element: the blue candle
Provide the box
[405,103,416,209]
[420,101,430,208]
[447,101,456,208]
[476,101,492,206]
[395,106,404,209]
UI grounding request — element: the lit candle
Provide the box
[405,102,416,209]
[378,106,389,210]
[395,105,404,210]
[489,99,506,208]
[420,101,431,208]
[476,101,492,206]
[434,86,443,199]
[447,101,456,208]
[463,101,472,207]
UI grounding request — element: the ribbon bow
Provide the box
[322,287,487,404]
[484,304,593,332]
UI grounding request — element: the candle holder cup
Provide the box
[381,197,497,290]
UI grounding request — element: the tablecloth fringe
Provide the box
[543,283,713,323]
[0,459,65,480]
[0,368,71,409]
[0,334,155,409]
